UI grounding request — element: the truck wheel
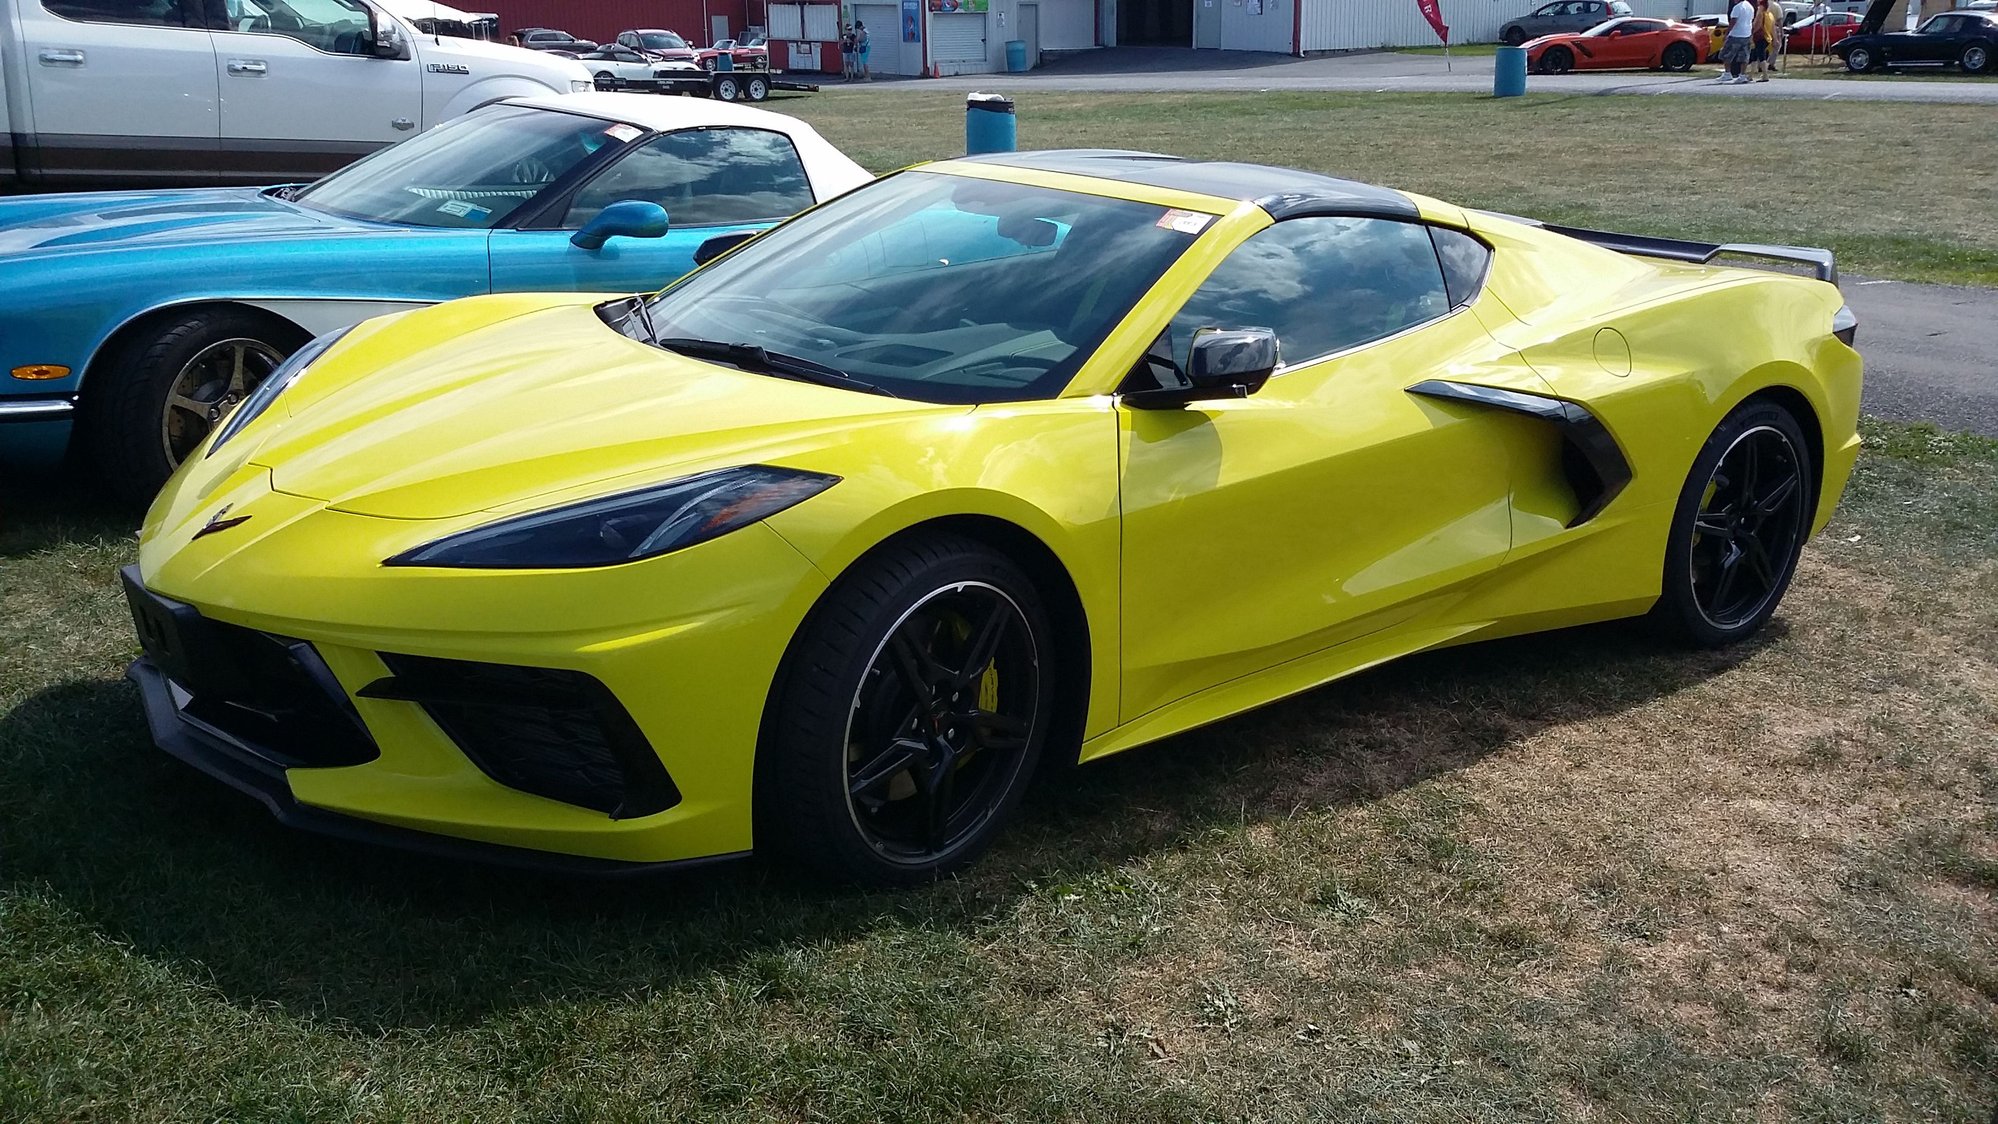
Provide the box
[714,75,741,101]
[87,308,306,506]
[745,75,770,101]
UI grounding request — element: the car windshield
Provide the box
[291,106,631,229]
[640,31,687,47]
[641,171,1210,404]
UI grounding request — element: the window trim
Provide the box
[523,125,818,234]
[41,0,202,29]
[206,0,388,59]
[1429,224,1495,311]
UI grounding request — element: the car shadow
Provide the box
[0,614,1778,1035]
[0,474,137,558]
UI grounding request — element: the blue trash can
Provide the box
[716,51,734,71]
[1005,39,1029,72]
[965,92,1016,155]
[1494,45,1527,97]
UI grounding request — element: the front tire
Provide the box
[714,74,741,100]
[1652,399,1815,647]
[745,74,770,101]
[1843,45,1874,71]
[757,534,1056,886]
[86,308,303,506]
[1542,46,1574,73]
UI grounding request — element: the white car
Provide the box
[1,0,593,189]
[576,44,699,85]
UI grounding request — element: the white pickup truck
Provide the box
[1,0,593,188]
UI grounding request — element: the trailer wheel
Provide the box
[745,75,770,101]
[714,74,742,101]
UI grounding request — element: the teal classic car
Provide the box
[0,93,870,502]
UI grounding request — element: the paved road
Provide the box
[846,46,1998,103]
[1846,278,1998,435]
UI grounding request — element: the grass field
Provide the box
[3,92,1996,1122]
[784,91,1998,287]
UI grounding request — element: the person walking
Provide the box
[1714,0,1755,83]
[854,20,871,80]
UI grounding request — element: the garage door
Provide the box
[932,12,987,60]
[855,2,905,73]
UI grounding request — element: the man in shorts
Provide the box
[1714,0,1754,83]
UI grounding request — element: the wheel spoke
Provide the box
[1744,537,1778,592]
[918,746,957,848]
[1736,438,1761,503]
[886,621,942,708]
[166,392,212,420]
[1693,513,1734,541]
[953,597,1009,690]
[1710,545,1743,612]
[228,345,250,394]
[1754,472,1799,517]
[849,737,926,800]
[967,709,1028,753]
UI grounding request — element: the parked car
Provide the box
[578,44,693,85]
[0,0,591,190]
[1500,0,1611,46]
[1686,13,1731,55]
[516,27,597,52]
[1528,17,1709,71]
[1785,10,1865,50]
[123,151,1860,886]
[615,27,700,63]
[697,36,771,69]
[1835,8,1996,71]
[0,94,871,502]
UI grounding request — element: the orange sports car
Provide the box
[1527,16,1710,72]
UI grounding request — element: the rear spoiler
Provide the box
[1480,212,1838,286]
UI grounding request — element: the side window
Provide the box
[42,0,188,25]
[1167,216,1451,372]
[1429,226,1492,308]
[228,0,375,53]
[1535,2,1562,14]
[563,128,815,229]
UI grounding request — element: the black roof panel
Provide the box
[959,149,1420,221]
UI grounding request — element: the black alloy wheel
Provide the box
[1543,46,1575,72]
[1662,41,1696,70]
[757,534,1055,885]
[1654,399,1814,646]
[1504,25,1527,44]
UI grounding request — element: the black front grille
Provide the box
[121,568,378,769]
[361,655,679,819]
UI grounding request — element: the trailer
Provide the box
[592,68,821,103]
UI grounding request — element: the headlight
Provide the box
[206,326,352,457]
[570,78,595,92]
[384,465,839,569]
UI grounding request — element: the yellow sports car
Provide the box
[126,152,1862,885]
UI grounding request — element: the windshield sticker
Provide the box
[604,123,644,143]
[1157,209,1214,235]
[436,199,493,220]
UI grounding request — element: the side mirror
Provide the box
[693,229,758,266]
[1125,328,1279,409]
[371,10,410,58]
[571,200,669,251]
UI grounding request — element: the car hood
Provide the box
[233,294,961,521]
[0,188,380,259]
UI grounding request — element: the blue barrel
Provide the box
[1005,39,1028,72]
[1494,45,1527,97]
[716,51,733,71]
[965,92,1016,155]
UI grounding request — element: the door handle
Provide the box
[227,58,268,75]
[391,117,416,131]
[38,48,86,66]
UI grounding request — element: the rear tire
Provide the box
[714,74,741,101]
[1651,399,1815,648]
[1662,41,1696,70]
[1961,43,1990,74]
[745,74,770,101]
[756,534,1057,886]
[1503,25,1527,44]
[85,308,305,507]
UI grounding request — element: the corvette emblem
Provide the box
[190,505,252,542]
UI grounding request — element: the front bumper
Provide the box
[127,656,725,877]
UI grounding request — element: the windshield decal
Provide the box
[1157,209,1215,235]
[436,200,493,221]
[604,124,644,144]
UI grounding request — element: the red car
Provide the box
[1785,11,1864,51]
[696,37,771,70]
[1527,16,1709,72]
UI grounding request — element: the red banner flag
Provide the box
[1415,0,1449,43]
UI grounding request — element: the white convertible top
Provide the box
[508,92,874,202]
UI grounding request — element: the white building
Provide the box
[857,0,1701,74]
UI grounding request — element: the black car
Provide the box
[1834,9,1995,73]
[516,27,601,53]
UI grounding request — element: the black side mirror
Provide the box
[1125,327,1279,409]
[693,230,759,266]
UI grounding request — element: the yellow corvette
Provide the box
[125,152,1862,885]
